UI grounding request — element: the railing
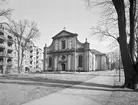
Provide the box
[7,46,13,51]
[7,38,14,43]
[30,49,33,53]
[30,57,33,61]
[0,35,5,40]
[0,62,12,66]
[7,62,12,66]
[0,52,5,56]
[0,62,4,65]
[30,52,33,55]
[0,43,5,48]
[7,53,13,58]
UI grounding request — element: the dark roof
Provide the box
[91,49,105,55]
[52,30,78,39]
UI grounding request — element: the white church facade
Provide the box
[43,30,107,72]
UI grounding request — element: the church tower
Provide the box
[84,38,90,71]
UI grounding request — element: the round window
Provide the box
[62,55,65,60]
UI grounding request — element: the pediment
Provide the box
[52,30,78,39]
[58,32,70,37]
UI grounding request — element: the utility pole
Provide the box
[119,48,121,82]
[74,37,76,72]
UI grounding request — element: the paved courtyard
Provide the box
[1,70,137,105]
[0,71,101,105]
[22,70,115,105]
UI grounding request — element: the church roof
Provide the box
[52,30,78,39]
[91,49,105,55]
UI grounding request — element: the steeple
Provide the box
[84,38,90,50]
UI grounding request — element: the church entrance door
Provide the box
[61,63,66,71]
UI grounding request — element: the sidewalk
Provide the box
[22,71,115,105]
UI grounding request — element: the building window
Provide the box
[0,31,4,35]
[55,41,58,50]
[61,40,66,49]
[49,57,52,67]
[78,55,83,67]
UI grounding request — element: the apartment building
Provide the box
[0,24,14,73]
[29,43,43,73]
[0,24,43,74]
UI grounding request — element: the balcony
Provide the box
[36,49,39,54]
[0,43,5,49]
[7,36,14,46]
[7,53,13,58]
[30,55,33,58]
[0,35,5,41]
[0,31,4,39]
[7,38,14,45]
[7,62,12,66]
[36,60,39,63]
[30,57,33,61]
[30,52,33,55]
[7,46,13,51]
[0,52,6,57]
[30,49,33,53]
[30,61,33,65]
[0,61,4,65]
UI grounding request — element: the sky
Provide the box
[0,0,113,53]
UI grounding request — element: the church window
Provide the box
[55,41,58,50]
[61,55,66,60]
[61,40,66,49]
[78,55,83,67]
[49,57,52,67]
[69,40,72,49]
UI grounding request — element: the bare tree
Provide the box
[6,19,40,73]
[0,0,12,17]
[107,48,121,70]
[85,0,138,89]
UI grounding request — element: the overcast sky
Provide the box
[0,0,113,53]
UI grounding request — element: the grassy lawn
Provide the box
[0,72,99,105]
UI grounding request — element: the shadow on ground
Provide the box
[0,74,133,92]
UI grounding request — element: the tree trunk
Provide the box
[17,50,20,73]
[128,0,138,89]
[129,0,136,64]
[17,42,21,74]
[20,47,24,73]
[112,0,134,88]
[118,37,134,88]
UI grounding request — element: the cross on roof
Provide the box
[85,38,87,42]
[63,27,66,30]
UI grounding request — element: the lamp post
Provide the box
[119,48,121,82]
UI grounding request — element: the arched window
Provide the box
[49,57,52,67]
[61,40,66,49]
[78,55,83,67]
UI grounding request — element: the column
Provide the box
[67,55,71,71]
[54,56,57,71]
[57,55,60,71]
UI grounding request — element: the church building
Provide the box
[43,30,107,72]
